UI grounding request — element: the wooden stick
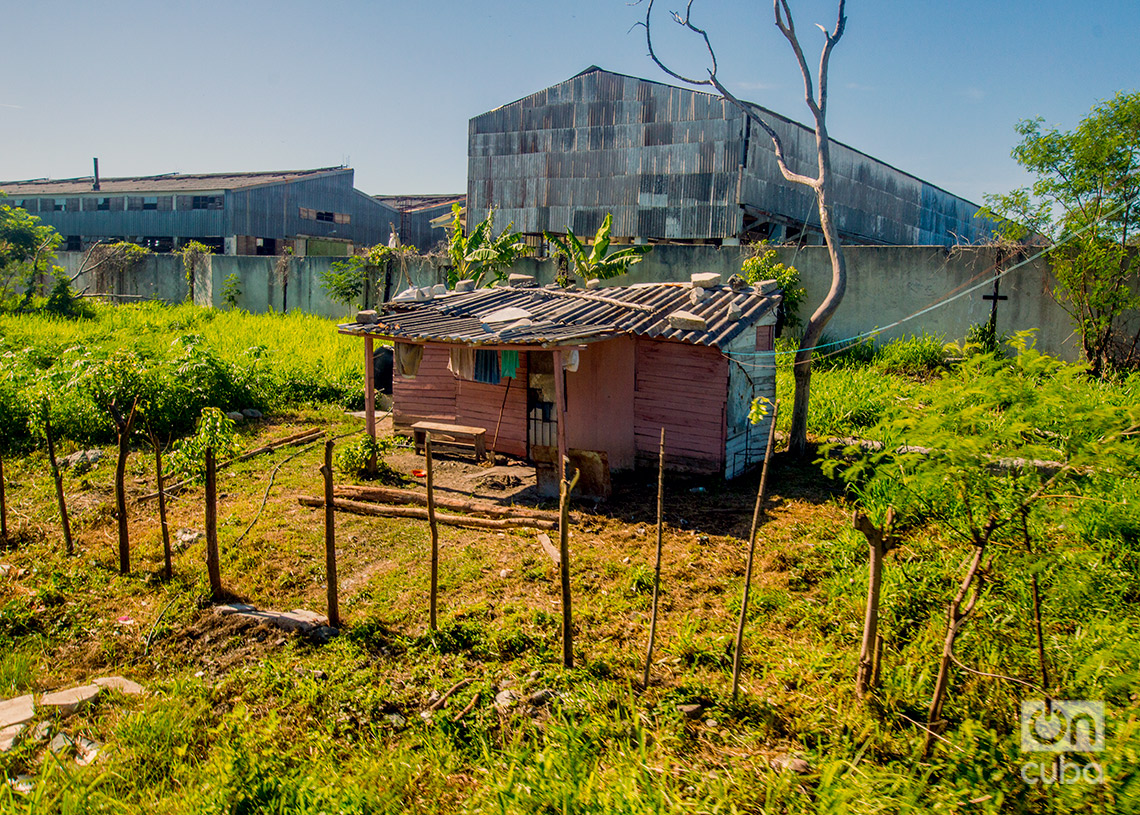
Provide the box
[537,532,560,565]
[559,466,581,669]
[490,376,513,463]
[643,427,666,689]
[152,433,173,581]
[731,401,779,701]
[43,403,73,556]
[323,440,340,629]
[0,454,7,543]
[205,447,222,601]
[334,485,562,521]
[427,677,474,712]
[298,497,559,531]
[427,434,439,632]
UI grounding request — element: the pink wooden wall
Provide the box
[564,337,637,471]
[392,342,529,459]
[633,339,728,474]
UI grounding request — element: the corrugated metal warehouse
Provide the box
[468,67,996,247]
[0,166,397,256]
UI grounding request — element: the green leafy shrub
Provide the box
[742,243,805,329]
[874,333,947,376]
[165,407,240,482]
[335,433,402,482]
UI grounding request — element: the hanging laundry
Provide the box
[448,347,475,380]
[562,349,580,372]
[394,342,424,379]
[474,349,501,384]
[500,349,519,379]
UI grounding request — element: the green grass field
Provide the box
[0,305,1137,814]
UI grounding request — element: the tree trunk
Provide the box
[205,447,222,601]
[857,540,883,697]
[643,428,666,689]
[426,435,439,632]
[43,405,73,556]
[114,412,135,575]
[151,434,173,581]
[559,467,580,668]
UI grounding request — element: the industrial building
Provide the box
[374,194,466,253]
[0,166,397,256]
[468,67,996,247]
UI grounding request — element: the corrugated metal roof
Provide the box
[0,167,349,196]
[339,282,780,350]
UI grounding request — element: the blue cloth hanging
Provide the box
[500,349,519,379]
[474,349,501,384]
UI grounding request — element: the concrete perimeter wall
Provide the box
[57,245,1082,361]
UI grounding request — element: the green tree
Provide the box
[0,200,63,309]
[980,91,1140,375]
[446,204,527,288]
[543,213,650,285]
[742,242,805,330]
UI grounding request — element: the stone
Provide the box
[60,449,102,471]
[75,737,101,766]
[527,689,554,706]
[0,724,25,752]
[0,695,35,730]
[241,408,263,419]
[704,718,719,728]
[667,310,707,331]
[39,685,100,716]
[755,279,780,296]
[393,287,420,301]
[508,273,536,287]
[727,273,748,292]
[689,287,709,305]
[48,732,74,755]
[431,284,448,296]
[9,775,33,795]
[307,625,340,644]
[453,279,476,292]
[174,528,203,550]
[690,272,721,288]
[355,309,379,324]
[676,703,703,720]
[214,602,257,616]
[93,676,145,696]
[585,278,601,290]
[30,721,51,743]
[770,756,812,774]
[726,301,743,320]
[384,712,406,727]
[415,287,431,300]
[494,689,517,710]
[226,411,245,422]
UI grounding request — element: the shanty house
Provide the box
[339,277,780,485]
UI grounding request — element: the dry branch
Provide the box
[298,496,558,531]
[334,484,561,521]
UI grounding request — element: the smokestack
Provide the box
[93,158,100,191]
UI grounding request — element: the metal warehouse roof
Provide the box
[0,167,349,196]
[338,281,780,350]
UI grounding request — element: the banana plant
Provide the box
[447,204,527,288]
[544,213,650,284]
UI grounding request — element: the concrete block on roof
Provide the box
[39,685,100,716]
[691,272,720,288]
[667,310,707,331]
[0,695,34,730]
[585,278,602,290]
[689,287,709,305]
[431,284,448,296]
[727,301,743,320]
[508,274,536,287]
[355,310,378,324]
[756,279,779,296]
[453,279,476,292]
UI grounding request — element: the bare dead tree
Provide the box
[852,507,899,698]
[642,0,848,456]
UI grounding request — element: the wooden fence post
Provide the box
[642,428,666,688]
[323,440,340,629]
[426,434,439,631]
[559,464,581,669]
[205,447,222,601]
[43,403,73,556]
[152,434,173,580]
[732,401,779,701]
[0,455,7,543]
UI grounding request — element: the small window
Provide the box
[52,199,65,212]
[192,195,222,210]
[143,196,158,210]
[65,236,81,252]
[96,197,111,211]
[315,210,335,223]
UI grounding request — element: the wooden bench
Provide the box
[411,421,487,462]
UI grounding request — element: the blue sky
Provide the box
[0,0,1136,206]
